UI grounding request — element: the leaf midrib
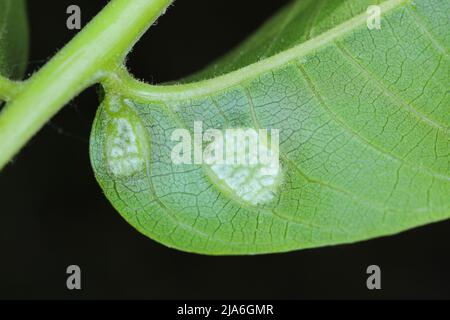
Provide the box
[115,0,409,100]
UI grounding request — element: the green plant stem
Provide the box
[0,0,173,170]
[0,75,22,101]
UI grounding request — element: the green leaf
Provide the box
[0,0,28,79]
[90,0,450,255]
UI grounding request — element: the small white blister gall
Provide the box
[105,113,146,178]
[206,129,282,205]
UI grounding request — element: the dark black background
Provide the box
[0,0,449,299]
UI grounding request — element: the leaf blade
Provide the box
[91,0,450,254]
